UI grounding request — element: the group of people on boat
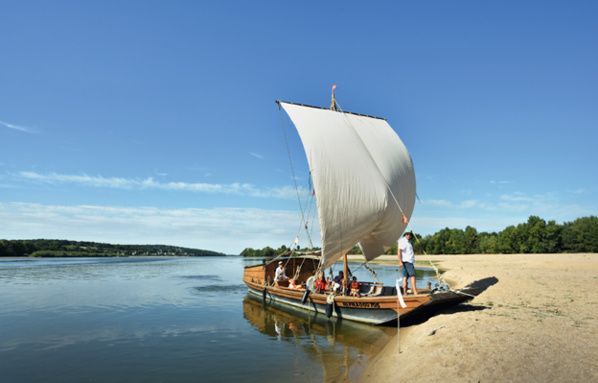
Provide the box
[275,261,306,291]
[273,229,419,296]
[276,261,363,297]
[315,271,360,296]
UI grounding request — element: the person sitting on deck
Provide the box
[333,271,344,293]
[315,273,327,293]
[274,261,288,284]
[349,276,360,297]
[288,279,304,290]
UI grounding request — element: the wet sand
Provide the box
[357,253,598,382]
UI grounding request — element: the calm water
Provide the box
[0,257,437,383]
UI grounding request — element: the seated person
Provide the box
[349,276,360,297]
[315,273,327,293]
[333,271,344,292]
[288,279,304,290]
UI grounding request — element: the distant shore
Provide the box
[356,253,598,382]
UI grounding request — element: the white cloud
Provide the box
[568,188,585,195]
[248,152,264,159]
[17,171,301,199]
[499,193,533,202]
[0,202,315,254]
[423,199,452,207]
[0,120,36,133]
[459,200,479,208]
[497,202,529,212]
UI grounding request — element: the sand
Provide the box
[358,253,598,383]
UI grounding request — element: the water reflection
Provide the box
[242,294,395,382]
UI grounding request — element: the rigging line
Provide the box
[335,101,445,283]
[308,198,317,249]
[409,232,445,285]
[300,176,316,248]
[291,225,311,251]
[292,191,317,250]
[335,101,408,218]
[352,261,383,285]
[278,103,311,241]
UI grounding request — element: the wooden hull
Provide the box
[243,261,479,326]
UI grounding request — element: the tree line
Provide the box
[0,239,225,258]
[240,215,598,257]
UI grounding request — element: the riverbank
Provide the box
[358,253,598,382]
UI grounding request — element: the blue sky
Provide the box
[1,1,597,255]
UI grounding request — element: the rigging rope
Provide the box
[334,101,446,286]
[278,103,316,250]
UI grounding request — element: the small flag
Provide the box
[332,84,337,91]
[402,213,408,224]
[294,236,299,245]
[396,278,407,308]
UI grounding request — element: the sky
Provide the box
[1,1,597,255]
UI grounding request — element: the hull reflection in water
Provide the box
[242,294,395,382]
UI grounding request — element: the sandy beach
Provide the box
[358,253,598,382]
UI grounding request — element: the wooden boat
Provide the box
[243,91,479,325]
[244,255,479,325]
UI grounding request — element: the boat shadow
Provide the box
[392,276,499,327]
[464,276,499,292]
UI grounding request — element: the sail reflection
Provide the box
[242,294,395,382]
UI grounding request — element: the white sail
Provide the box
[279,102,416,270]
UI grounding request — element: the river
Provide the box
[0,256,437,382]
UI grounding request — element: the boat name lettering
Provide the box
[342,302,380,309]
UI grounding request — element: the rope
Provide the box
[292,256,308,280]
[334,101,446,286]
[335,101,409,221]
[278,104,315,250]
[410,233,446,287]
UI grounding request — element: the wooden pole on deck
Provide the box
[397,269,401,354]
[343,253,348,295]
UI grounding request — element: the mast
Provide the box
[330,84,337,111]
[343,253,348,295]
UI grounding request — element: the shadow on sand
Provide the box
[392,276,499,327]
[465,276,499,292]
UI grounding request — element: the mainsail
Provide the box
[279,101,416,270]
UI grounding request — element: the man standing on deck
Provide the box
[398,230,418,295]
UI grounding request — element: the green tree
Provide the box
[497,225,518,253]
[562,216,598,252]
[463,226,479,254]
[478,233,498,254]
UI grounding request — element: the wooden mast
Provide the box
[332,84,344,293]
[330,84,337,111]
[343,252,348,295]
